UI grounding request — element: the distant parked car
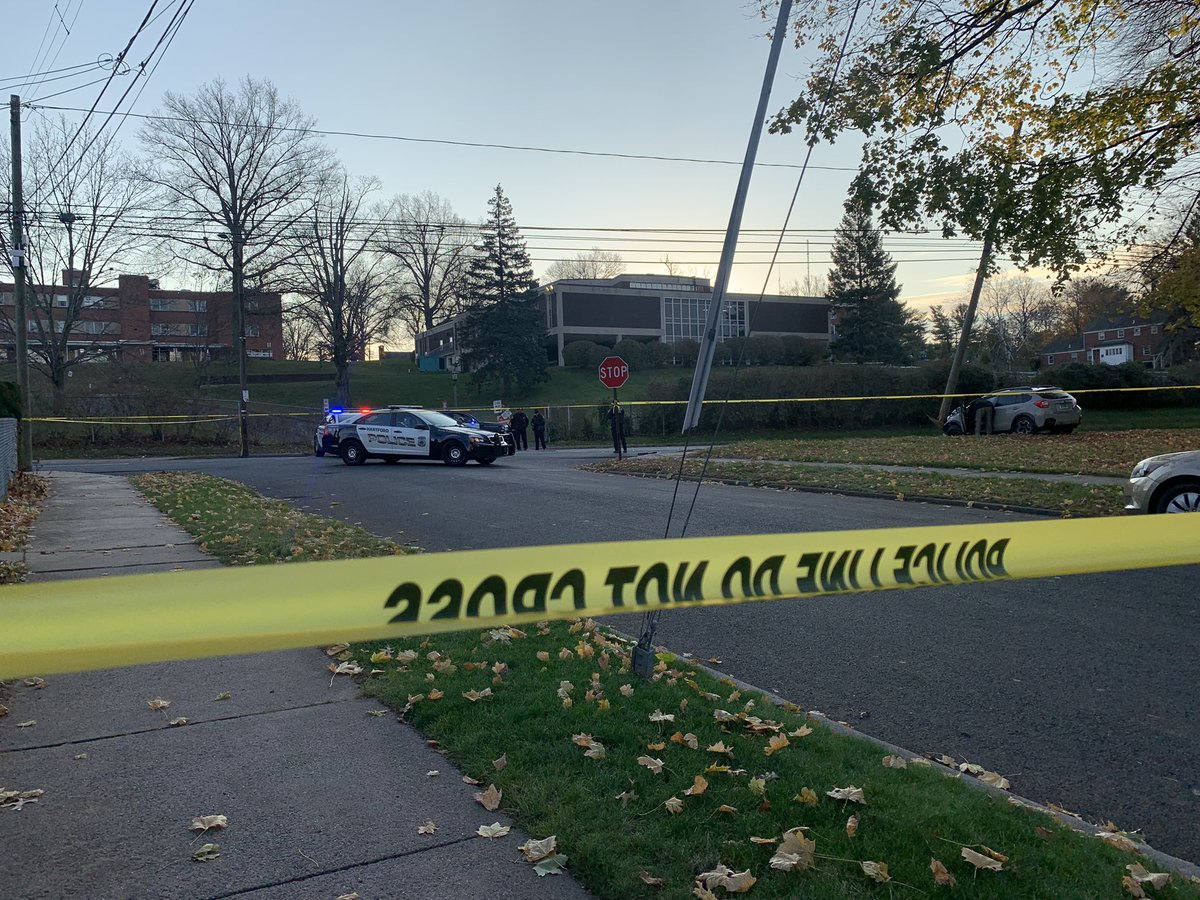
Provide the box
[314,409,364,457]
[942,387,1082,436]
[1124,450,1200,514]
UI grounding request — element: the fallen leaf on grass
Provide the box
[648,709,675,723]
[961,847,1004,871]
[684,775,709,796]
[770,827,816,871]
[1126,863,1171,890]
[146,698,171,710]
[748,777,766,797]
[706,741,733,756]
[369,649,393,664]
[764,734,790,756]
[1124,876,1149,897]
[638,869,665,886]
[492,754,507,771]
[646,741,666,751]
[827,785,866,804]
[534,853,568,876]
[794,787,819,806]
[462,776,481,785]
[718,804,737,815]
[882,754,907,769]
[558,648,573,660]
[697,863,756,893]
[192,843,220,862]
[328,662,362,677]
[417,821,437,834]
[536,651,550,662]
[584,742,607,760]
[189,815,228,832]
[1097,831,1139,852]
[616,789,637,806]
[931,858,957,886]
[462,688,492,702]
[670,731,699,749]
[664,796,684,814]
[846,814,859,837]
[637,756,664,774]
[474,784,502,811]
[477,822,510,839]
[519,835,558,863]
[428,689,445,701]
[861,861,891,883]
[749,836,777,845]
[619,684,634,697]
[788,724,813,738]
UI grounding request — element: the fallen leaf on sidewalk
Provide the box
[477,822,510,839]
[518,835,557,863]
[462,776,481,785]
[0,705,7,717]
[474,784,502,811]
[168,717,189,727]
[213,692,232,701]
[192,843,220,862]
[323,643,349,656]
[334,894,360,900]
[426,770,440,777]
[147,697,171,711]
[73,753,88,760]
[189,815,228,832]
[417,821,437,834]
[328,662,362,677]
[978,770,1012,789]
[23,677,45,689]
[367,710,386,717]
[534,853,568,876]
[15,720,35,728]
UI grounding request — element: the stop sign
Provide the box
[598,355,629,389]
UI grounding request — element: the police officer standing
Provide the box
[531,410,547,450]
[608,400,627,458]
[511,409,529,451]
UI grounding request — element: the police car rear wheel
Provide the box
[442,442,467,466]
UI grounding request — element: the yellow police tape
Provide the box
[2,515,1197,679]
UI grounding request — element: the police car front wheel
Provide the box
[442,442,468,466]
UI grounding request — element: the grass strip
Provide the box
[131,472,407,565]
[355,622,1198,899]
[588,458,1124,517]
[712,429,1200,478]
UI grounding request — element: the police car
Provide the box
[314,408,364,457]
[332,406,511,466]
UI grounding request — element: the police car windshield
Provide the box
[419,411,462,428]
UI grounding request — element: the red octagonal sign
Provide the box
[598,355,629,389]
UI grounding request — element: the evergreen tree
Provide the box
[460,185,548,396]
[827,186,924,364]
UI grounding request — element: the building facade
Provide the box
[415,275,831,370]
[1040,312,1169,369]
[0,272,283,363]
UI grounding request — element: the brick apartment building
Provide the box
[1040,312,1170,370]
[0,271,283,363]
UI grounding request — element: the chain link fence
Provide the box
[0,419,17,501]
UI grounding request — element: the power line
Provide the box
[25,102,861,173]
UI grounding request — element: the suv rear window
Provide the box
[1037,391,1071,400]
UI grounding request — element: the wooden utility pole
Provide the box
[936,231,994,424]
[9,95,33,471]
[232,229,249,457]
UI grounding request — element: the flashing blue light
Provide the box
[329,407,344,415]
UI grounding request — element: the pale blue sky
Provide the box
[7,0,992,311]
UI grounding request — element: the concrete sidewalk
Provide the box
[1,472,590,900]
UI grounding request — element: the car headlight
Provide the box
[469,435,486,444]
[1131,457,1170,479]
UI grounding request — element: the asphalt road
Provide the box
[45,447,1200,863]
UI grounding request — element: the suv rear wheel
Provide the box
[1011,415,1037,435]
[341,440,367,466]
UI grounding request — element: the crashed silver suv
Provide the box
[1124,450,1200,514]
[943,387,1082,435]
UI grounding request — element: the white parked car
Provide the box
[1124,450,1200,514]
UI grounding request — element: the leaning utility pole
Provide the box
[9,96,33,471]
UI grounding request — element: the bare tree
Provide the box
[543,247,624,282]
[281,304,320,360]
[284,170,394,405]
[0,115,153,413]
[978,276,1058,371]
[138,76,331,453]
[779,272,827,297]
[381,192,473,342]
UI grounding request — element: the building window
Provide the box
[76,321,119,335]
[663,296,746,343]
[246,324,261,338]
[1134,327,1142,336]
[150,323,208,337]
[150,297,209,313]
[1047,355,1054,365]
[632,281,695,292]
[1117,329,1124,338]
[1143,345,1151,356]
[1098,331,1106,340]
[1071,352,1078,360]
[1151,325,1158,334]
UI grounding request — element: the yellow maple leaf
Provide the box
[795,787,819,806]
[684,775,709,796]
[764,734,790,756]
